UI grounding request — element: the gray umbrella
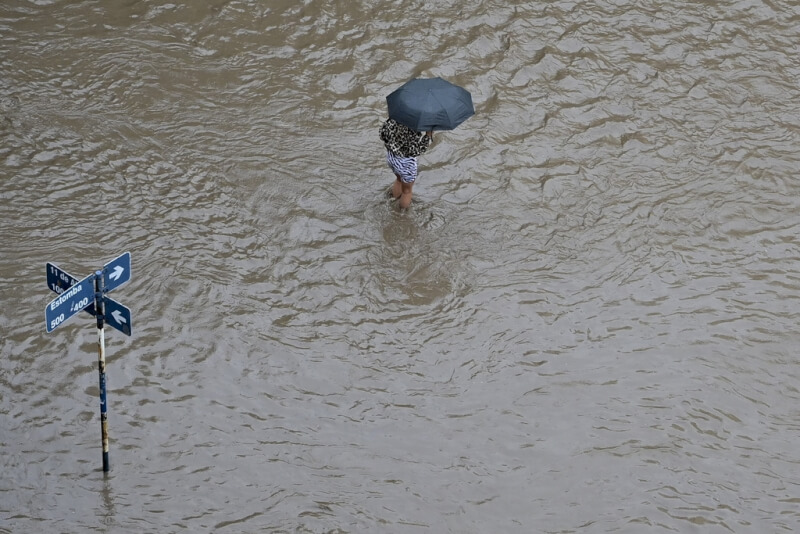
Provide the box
[386,77,475,132]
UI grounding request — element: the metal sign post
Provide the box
[94,271,110,472]
[44,252,133,473]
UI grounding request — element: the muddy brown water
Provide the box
[2,1,799,532]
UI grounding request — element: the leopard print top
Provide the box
[380,119,432,158]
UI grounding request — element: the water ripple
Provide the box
[2,0,800,532]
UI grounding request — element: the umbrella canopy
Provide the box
[386,77,474,132]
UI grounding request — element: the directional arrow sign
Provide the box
[103,251,131,293]
[45,273,96,333]
[103,296,132,336]
[46,262,96,316]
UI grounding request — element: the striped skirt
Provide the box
[386,151,418,184]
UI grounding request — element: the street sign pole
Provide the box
[94,271,110,473]
[45,251,132,473]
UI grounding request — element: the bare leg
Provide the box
[398,180,413,209]
[391,175,402,199]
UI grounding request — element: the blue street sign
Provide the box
[45,273,96,333]
[104,296,132,336]
[103,251,131,293]
[46,262,96,316]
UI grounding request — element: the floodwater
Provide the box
[2,0,799,532]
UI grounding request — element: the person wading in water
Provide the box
[380,118,433,209]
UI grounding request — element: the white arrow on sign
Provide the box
[103,295,132,336]
[111,310,127,324]
[109,265,124,281]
